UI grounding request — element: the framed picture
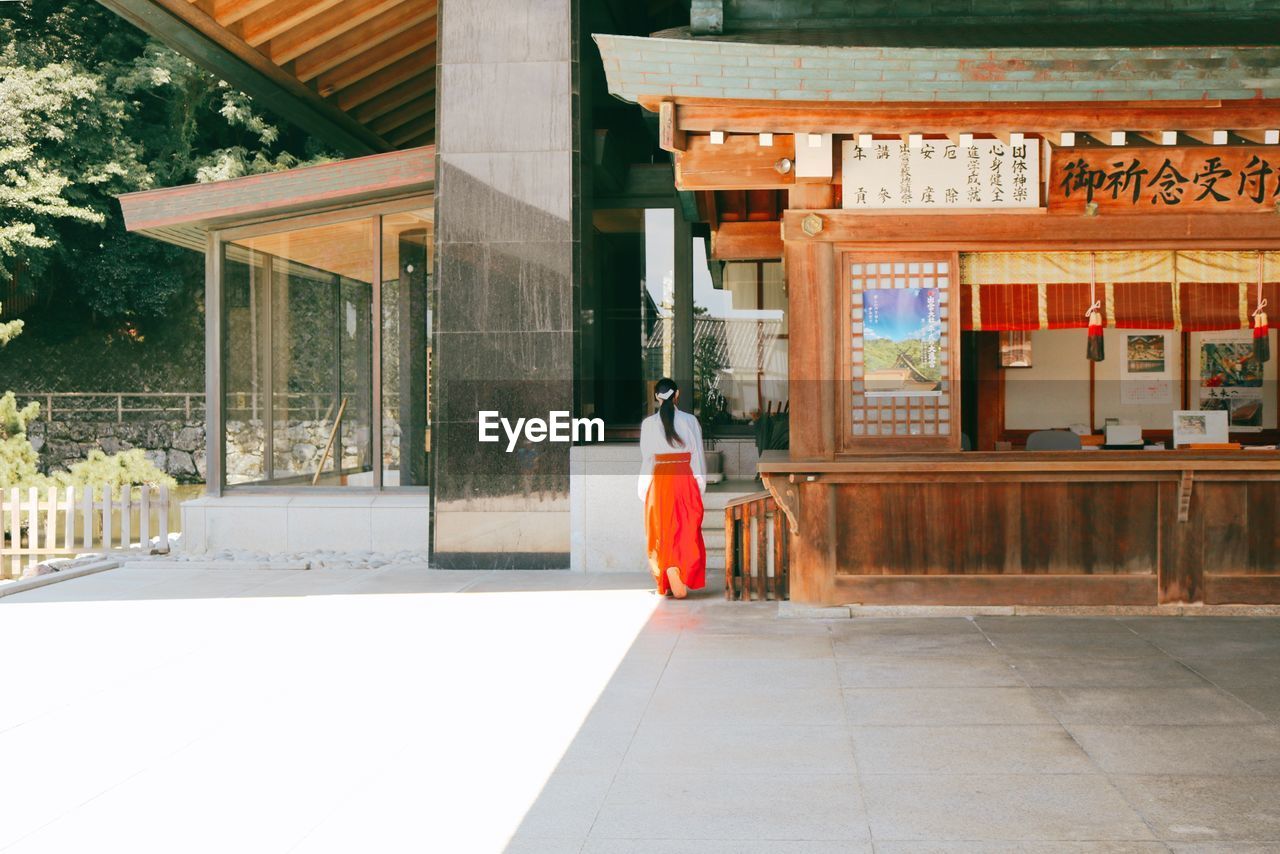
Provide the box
[1173,409,1229,447]
[999,330,1032,368]
[1124,333,1168,375]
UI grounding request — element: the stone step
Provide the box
[702,479,764,512]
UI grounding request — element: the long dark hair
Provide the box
[654,377,683,447]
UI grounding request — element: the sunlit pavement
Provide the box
[3,567,1280,853]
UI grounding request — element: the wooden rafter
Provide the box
[238,0,346,47]
[191,0,275,27]
[313,24,435,96]
[338,53,434,112]
[399,131,434,148]
[151,0,438,151]
[351,72,435,125]
[369,99,435,136]
[294,1,436,82]
[266,0,408,64]
[386,113,436,147]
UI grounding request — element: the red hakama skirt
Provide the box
[644,452,706,594]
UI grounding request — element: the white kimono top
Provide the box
[637,408,707,500]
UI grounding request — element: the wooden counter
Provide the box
[758,450,1280,607]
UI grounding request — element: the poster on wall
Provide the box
[863,288,943,396]
[1121,332,1173,405]
[1199,332,1265,431]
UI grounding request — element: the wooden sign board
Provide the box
[1050,146,1280,214]
[842,139,1040,210]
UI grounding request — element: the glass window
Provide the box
[588,208,673,426]
[220,205,432,489]
[702,260,788,424]
[380,210,433,486]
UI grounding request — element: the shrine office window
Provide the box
[843,254,959,451]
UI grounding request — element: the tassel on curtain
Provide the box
[1254,251,1270,363]
[1086,253,1105,362]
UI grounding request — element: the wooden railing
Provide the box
[0,485,171,580]
[724,491,789,601]
[12,392,204,423]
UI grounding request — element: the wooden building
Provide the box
[598,4,1280,606]
[104,0,1280,593]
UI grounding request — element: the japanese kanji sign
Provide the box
[1050,146,1280,213]
[841,139,1040,210]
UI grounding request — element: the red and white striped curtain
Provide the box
[960,251,1280,332]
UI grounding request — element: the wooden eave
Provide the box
[119,145,435,250]
[643,97,1280,147]
[97,0,436,155]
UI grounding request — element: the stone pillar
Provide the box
[431,0,578,567]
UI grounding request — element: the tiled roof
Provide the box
[594,34,1280,104]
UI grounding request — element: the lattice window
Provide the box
[848,257,953,441]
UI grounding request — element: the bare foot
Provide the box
[666,566,688,599]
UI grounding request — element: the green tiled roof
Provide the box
[593,34,1280,104]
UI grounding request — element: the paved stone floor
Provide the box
[3,566,1280,853]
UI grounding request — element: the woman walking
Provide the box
[637,377,707,598]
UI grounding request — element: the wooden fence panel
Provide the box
[0,485,171,580]
[724,492,791,602]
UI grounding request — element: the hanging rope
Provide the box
[1254,250,1270,363]
[1086,252,1105,362]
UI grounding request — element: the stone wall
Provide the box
[27,419,207,483]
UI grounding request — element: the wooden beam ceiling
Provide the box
[114,0,437,152]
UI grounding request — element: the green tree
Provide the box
[0,1,334,325]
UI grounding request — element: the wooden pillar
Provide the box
[974,332,1003,451]
[785,238,836,458]
[789,184,835,210]
[789,481,837,604]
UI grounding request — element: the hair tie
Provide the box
[655,389,675,401]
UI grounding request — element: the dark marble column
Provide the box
[431,0,578,567]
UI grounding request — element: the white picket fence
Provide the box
[0,485,171,580]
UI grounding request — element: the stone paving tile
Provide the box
[581,841,873,853]
[657,657,838,691]
[1032,686,1268,725]
[1004,655,1208,689]
[1167,845,1280,853]
[874,844,1171,854]
[1111,775,1280,843]
[647,679,848,726]
[1065,725,1280,776]
[831,617,985,636]
[837,654,1023,688]
[9,569,1280,851]
[842,687,1058,726]
[860,774,1155,842]
[981,633,1166,660]
[504,837,585,854]
[976,616,1140,636]
[622,723,856,775]
[832,631,1000,659]
[591,772,869,842]
[671,631,834,659]
[850,725,1094,775]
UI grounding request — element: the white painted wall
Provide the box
[1004,330,1091,430]
[1006,328,1278,432]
